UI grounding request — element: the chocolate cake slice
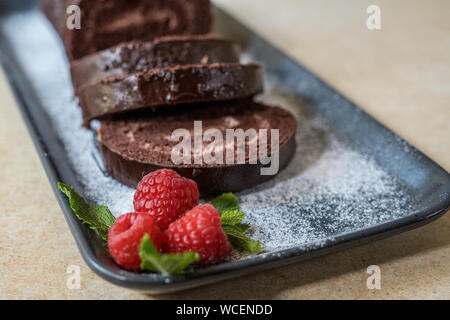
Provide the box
[79,63,263,126]
[98,100,297,194]
[42,0,213,60]
[70,35,241,89]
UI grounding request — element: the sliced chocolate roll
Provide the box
[70,35,241,89]
[79,63,263,126]
[98,100,297,194]
[42,0,213,60]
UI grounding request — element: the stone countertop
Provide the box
[0,0,448,299]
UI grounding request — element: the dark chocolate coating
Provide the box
[98,100,297,194]
[79,63,264,126]
[70,35,242,89]
[42,0,213,60]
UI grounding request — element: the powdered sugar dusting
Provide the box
[1,11,414,255]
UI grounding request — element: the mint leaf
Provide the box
[58,182,115,241]
[212,193,262,254]
[211,192,238,214]
[234,222,250,233]
[221,209,246,225]
[222,225,262,254]
[139,234,199,275]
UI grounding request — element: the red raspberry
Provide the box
[163,204,232,264]
[133,169,199,230]
[108,212,163,271]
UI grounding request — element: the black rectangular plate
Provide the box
[0,1,449,294]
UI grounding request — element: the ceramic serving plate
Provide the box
[0,0,448,293]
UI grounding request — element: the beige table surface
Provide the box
[0,0,449,299]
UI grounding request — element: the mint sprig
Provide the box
[222,225,261,253]
[58,182,116,241]
[211,193,262,254]
[139,234,199,275]
[211,192,238,213]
